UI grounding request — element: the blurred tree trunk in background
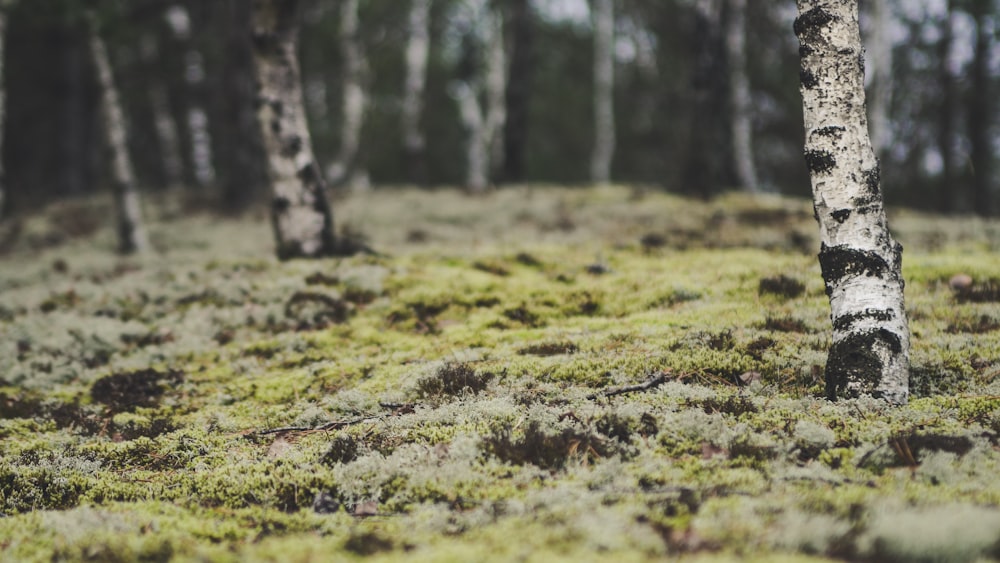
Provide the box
[967,0,994,217]
[936,0,955,213]
[453,2,505,194]
[725,0,758,193]
[140,31,185,191]
[683,0,729,199]
[166,3,215,190]
[402,0,430,186]
[865,0,892,160]
[795,0,909,404]
[215,0,268,212]
[250,0,336,259]
[590,0,614,184]
[89,14,149,254]
[502,0,534,185]
[329,0,368,191]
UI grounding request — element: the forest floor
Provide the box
[1,185,1000,562]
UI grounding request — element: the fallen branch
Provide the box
[587,371,673,400]
[250,414,389,437]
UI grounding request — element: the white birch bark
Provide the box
[140,33,184,190]
[865,0,892,158]
[165,5,216,188]
[795,0,909,404]
[453,3,505,194]
[251,0,337,259]
[726,0,759,192]
[590,0,615,184]
[402,0,431,180]
[484,7,507,178]
[89,16,150,255]
[328,0,369,191]
[454,82,488,193]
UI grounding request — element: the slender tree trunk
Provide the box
[329,0,368,190]
[502,0,534,184]
[140,33,185,190]
[484,6,506,179]
[937,0,955,213]
[89,16,150,254]
[454,82,488,193]
[250,0,336,259]
[165,4,216,189]
[866,0,892,159]
[402,0,430,185]
[795,0,910,404]
[726,0,758,192]
[453,3,505,194]
[590,0,615,184]
[967,2,993,217]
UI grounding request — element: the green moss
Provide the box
[2,186,1000,561]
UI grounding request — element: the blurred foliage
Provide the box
[1,0,997,214]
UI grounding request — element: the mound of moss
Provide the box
[2,186,1000,561]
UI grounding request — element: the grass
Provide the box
[1,185,1000,561]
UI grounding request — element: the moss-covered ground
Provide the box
[2,186,1000,562]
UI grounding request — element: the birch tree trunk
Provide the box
[454,82,488,193]
[165,4,216,188]
[89,17,150,255]
[590,0,615,184]
[795,0,910,404]
[250,0,337,259]
[402,0,431,185]
[726,0,758,192]
[329,0,369,191]
[865,0,892,159]
[453,3,505,194]
[140,33,185,190]
[484,7,507,180]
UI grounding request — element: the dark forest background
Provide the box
[2,0,997,215]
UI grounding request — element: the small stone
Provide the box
[949,274,973,291]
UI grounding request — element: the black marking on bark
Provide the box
[832,308,895,332]
[272,196,291,213]
[270,119,281,134]
[863,167,880,196]
[837,48,853,55]
[793,7,834,38]
[853,203,878,216]
[826,328,902,400]
[831,209,851,223]
[858,50,865,74]
[800,69,818,89]
[270,100,284,117]
[804,150,836,175]
[818,244,890,296]
[812,203,820,222]
[296,162,317,183]
[799,45,814,58]
[282,135,302,157]
[814,125,845,138]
